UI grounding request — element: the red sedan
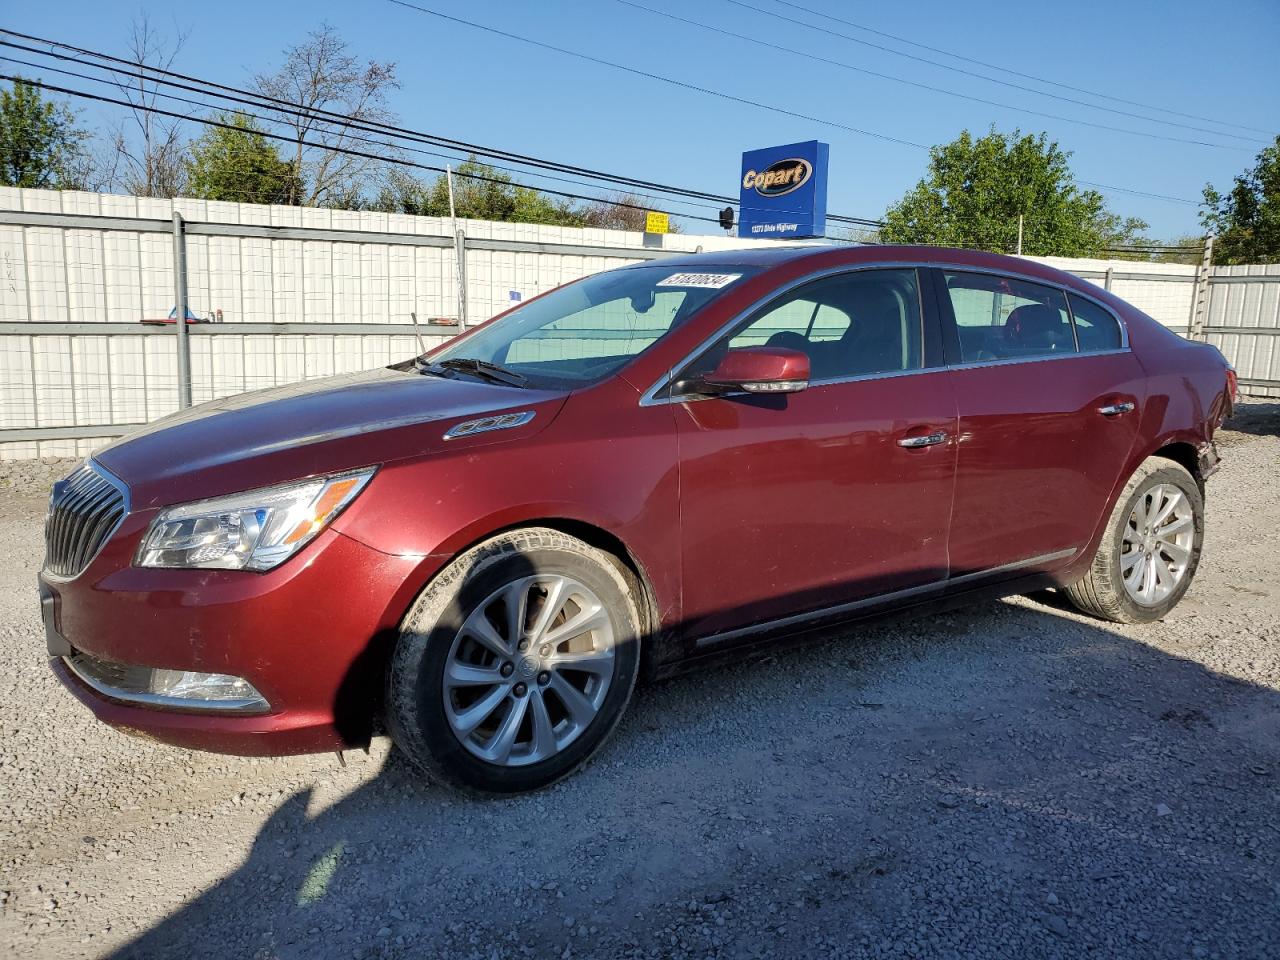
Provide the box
[38,245,1235,792]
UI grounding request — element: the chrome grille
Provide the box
[44,462,128,578]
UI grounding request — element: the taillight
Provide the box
[1226,365,1240,405]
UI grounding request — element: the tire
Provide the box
[386,527,641,793]
[1064,458,1204,624]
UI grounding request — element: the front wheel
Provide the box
[386,528,641,793]
[1065,458,1204,624]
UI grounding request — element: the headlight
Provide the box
[136,469,375,571]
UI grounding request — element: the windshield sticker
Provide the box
[656,272,743,289]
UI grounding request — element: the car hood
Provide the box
[94,367,566,510]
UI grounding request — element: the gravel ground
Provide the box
[1,405,1278,960]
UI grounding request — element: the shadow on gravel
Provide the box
[108,598,1280,960]
[1222,401,1280,440]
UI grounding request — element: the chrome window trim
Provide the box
[638,259,1131,407]
[694,547,1077,650]
[943,347,1131,372]
[41,459,131,584]
[1064,289,1127,355]
[660,364,952,405]
[938,267,1130,362]
[62,655,270,714]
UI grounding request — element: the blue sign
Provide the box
[738,140,829,240]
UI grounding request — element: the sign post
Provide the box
[737,140,829,240]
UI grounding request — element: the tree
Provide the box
[184,113,302,204]
[1150,235,1206,265]
[109,16,189,198]
[371,160,585,226]
[881,128,1146,256]
[0,79,93,189]
[829,225,883,245]
[254,25,400,208]
[1102,234,1205,265]
[580,193,679,233]
[1202,135,1280,265]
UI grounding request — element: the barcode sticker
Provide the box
[655,272,743,289]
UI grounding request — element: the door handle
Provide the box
[898,431,948,448]
[1097,401,1136,417]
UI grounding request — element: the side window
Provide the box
[691,270,922,382]
[727,297,850,348]
[943,272,1076,362]
[1068,294,1123,352]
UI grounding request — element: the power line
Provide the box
[0,49,737,218]
[1076,180,1199,207]
[379,0,1206,208]
[0,28,887,228]
[1103,245,1203,252]
[0,29,744,211]
[752,0,1264,136]
[382,0,929,151]
[618,0,1254,150]
[0,73,737,225]
[721,0,1269,142]
[0,71,1203,256]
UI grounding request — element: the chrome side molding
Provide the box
[694,548,1077,649]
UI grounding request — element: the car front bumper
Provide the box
[39,519,429,757]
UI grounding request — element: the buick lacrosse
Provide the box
[39,245,1235,791]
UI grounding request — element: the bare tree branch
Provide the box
[253,24,400,208]
[580,193,680,233]
[109,15,190,198]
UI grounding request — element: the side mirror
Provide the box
[701,346,810,395]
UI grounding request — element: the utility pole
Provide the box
[1187,235,1215,341]
[447,164,466,326]
[171,211,192,409]
[1016,214,1024,256]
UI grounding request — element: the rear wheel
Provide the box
[1065,459,1204,624]
[386,528,641,793]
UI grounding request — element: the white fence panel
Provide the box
[1206,264,1280,398]
[1,186,1276,460]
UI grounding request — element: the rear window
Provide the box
[1068,294,1124,352]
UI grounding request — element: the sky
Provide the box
[4,0,1279,239]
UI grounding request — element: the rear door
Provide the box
[931,269,1145,578]
[670,268,958,641]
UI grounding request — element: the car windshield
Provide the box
[425,264,758,389]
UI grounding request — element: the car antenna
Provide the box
[410,311,427,356]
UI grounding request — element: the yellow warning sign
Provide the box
[644,211,670,234]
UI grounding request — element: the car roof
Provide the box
[625,244,835,269]
[623,244,1103,297]
[624,240,1095,281]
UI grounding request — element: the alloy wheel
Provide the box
[442,575,616,766]
[1120,482,1196,606]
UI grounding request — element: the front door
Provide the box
[932,269,1144,578]
[672,268,958,641]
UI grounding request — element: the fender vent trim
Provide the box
[443,410,536,440]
